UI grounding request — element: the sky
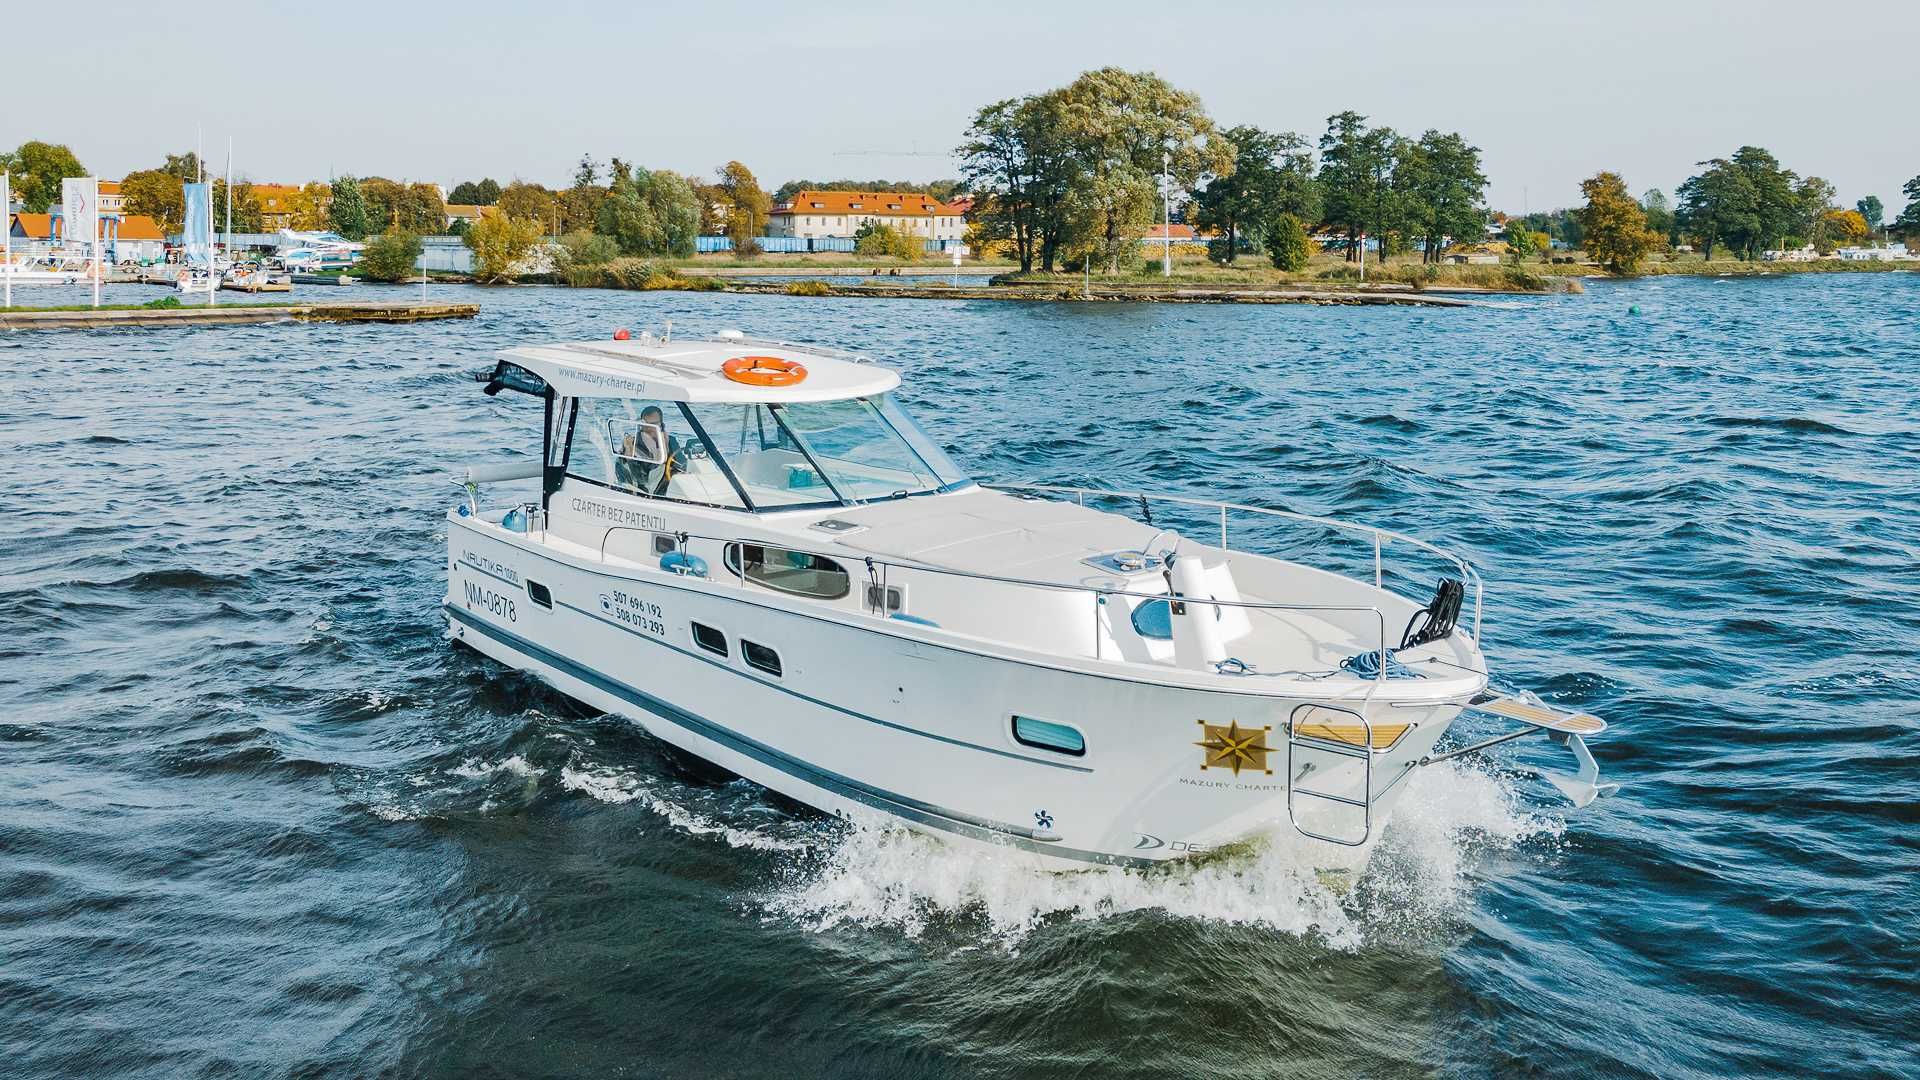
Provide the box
[7,0,1915,214]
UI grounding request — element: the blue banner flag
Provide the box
[182,183,212,267]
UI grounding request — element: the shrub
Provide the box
[1267,213,1312,272]
[358,232,423,282]
[854,222,922,261]
[784,279,833,296]
[142,295,183,309]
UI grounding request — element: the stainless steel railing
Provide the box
[985,483,1485,642]
[591,522,1398,687]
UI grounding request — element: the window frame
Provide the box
[1011,715,1087,757]
[723,543,853,601]
[741,640,783,677]
[691,621,728,657]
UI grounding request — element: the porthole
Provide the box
[526,580,553,609]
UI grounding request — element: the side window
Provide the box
[691,621,727,657]
[724,544,851,600]
[1012,715,1085,757]
[742,640,782,677]
[567,398,743,509]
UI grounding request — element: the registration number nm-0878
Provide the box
[601,590,666,637]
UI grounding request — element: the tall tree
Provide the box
[1795,176,1838,251]
[1578,171,1660,273]
[1675,159,1751,260]
[1054,68,1233,273]
[448,178,502,206]
[1892,175,1920,241]
[1316,112,1398,262]
[498,181,558,234]
[714,161,771,254]
[1641,189,1675,242]
[957,92,1078,272]
[596,167,700,257]
[1855,195,1883,237]
[1398,129,1488,263]
[328,176,369,239]
[162,151,202,182]
[3,141,87,212]
[1192,126,1317,263]
[119,169,185,232]
[212,179,262,234]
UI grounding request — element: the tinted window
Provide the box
[1012,716,1085,756]
[526,580,553,609]
[724,544,850,600]
[691,622,727,657]
[567,398,744,509]
[742,640,782,677]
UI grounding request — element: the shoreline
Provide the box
[0,301,479,331]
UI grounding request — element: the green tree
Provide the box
[1641,189,1675,243]
[1316,112,1398,262]
[1676,159,1750,260]
[328,176,369,239]
[1892,175,1920,241]
[957,92,1079,272]
[1506,225,1536,262]
[497,181,558,233]
[1577,171,1660,273]
[1054,68,1234,274]
[1266,212,1312,271]
[465,212,545,282]
[162,151,202,182]
[212,179,262,233]
[357,231,423,282]
[120,169,185,232]
[1795,175,1838,250]
[448,178,502,205]
[3,141,87,212]
[1192,126,1317,263]
[1856,195,1883,236]
[714,161,771,255]
[854,221,922,261]
[596,167,701,257]
[1398,129,1488,263]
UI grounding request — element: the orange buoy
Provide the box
[722,355,808,387]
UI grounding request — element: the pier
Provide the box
[0,301,479,331]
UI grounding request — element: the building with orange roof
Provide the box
[767,190,964,242]
[252,183,313,231]
[10,211,169,262]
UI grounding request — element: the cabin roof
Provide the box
[496,337,900,404]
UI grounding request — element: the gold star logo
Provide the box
[1195,720,1274,776]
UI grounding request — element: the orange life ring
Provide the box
[722,355,808,387]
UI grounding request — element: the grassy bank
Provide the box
[994,254,1576,294]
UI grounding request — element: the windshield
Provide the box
[683,393,968,507]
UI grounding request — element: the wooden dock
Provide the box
[0,301,479,331]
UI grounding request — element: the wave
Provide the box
[1706,415,1857,436]
[757,761,1559,950]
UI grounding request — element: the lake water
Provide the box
[3,274,1916,1078]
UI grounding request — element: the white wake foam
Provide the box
[761,759,1561,949]
[560,765,810,853]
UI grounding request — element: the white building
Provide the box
[767,190,964,241]
[1833,245,1915,261]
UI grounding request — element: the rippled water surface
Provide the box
[3,275,1917,1079]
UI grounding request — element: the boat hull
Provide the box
[447,516,1458,871]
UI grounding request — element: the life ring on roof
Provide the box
[722,355,808,387]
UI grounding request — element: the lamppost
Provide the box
[1161,151,1172,278]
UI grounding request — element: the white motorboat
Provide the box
[446,330,1615,871]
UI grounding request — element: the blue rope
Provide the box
[1340,650,1425,680]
